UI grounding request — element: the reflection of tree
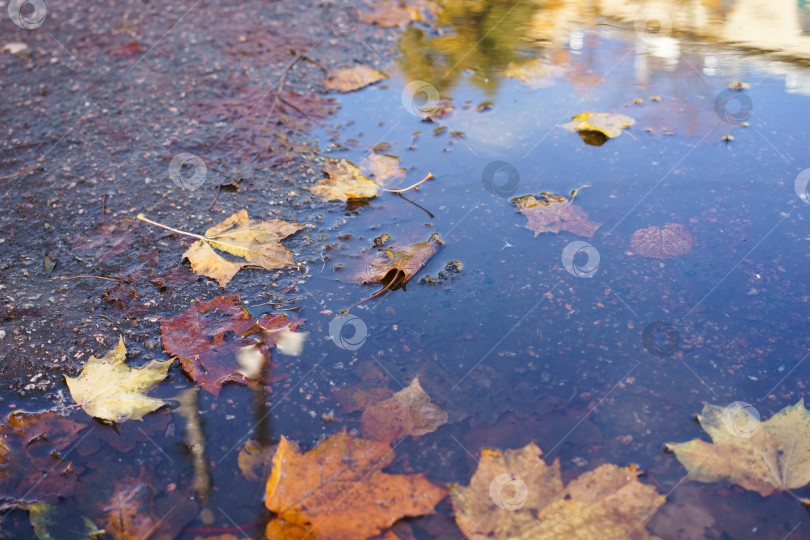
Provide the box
[397,0,546,95]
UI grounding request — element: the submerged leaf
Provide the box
[182,210,303,287]
[354,233,443,290]
[512,192,600,237]
[666,400,810,497]
[361,377,448,444]
[323,65,385,93]
[65,337,170,423]
[450,441,664,539]
[560,112,635,142]
[29,503,103,540]
[630,223,694,259]
[265,431,445,539]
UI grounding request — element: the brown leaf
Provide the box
[360,0,436,28]
[512,192,600,237]
[450,441,664,539]
[354,233,443,290]
[72,218,138,262]
[360,153,406,187]
[181,210,303,287]
[102,480,198,540]
[237,439,277,482]
[630,223,694,259]
[265,431,446,540]
[666,400,810,497]
[324,65,385,93]
[361,377,448,444]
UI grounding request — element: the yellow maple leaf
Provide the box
[65,337,170,423]
[666,400,810,497]
[450,441,665,540]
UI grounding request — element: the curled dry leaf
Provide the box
[160,295,302,396]
[666,400,810,497]
[450,441,664,540]
[65,337,171,423]
[630,223,694,259]
[323,65,385,93]
[512,192,600,238]
[560,112,635,145]
[354,233,443,291]
[180,210,303,287]
[361,377,448,444]
[264,431,446,540]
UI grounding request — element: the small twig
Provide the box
[345,269,406,311]
[395,192,434,218]
[293,48,327,73]
[101,194,107,221]
[60,275,122,282]
[208,183,221,211]
[382,172,434,193]
[137,214,205,240]
[98,314,126,336]
[0,167,44,180]
[261,49,308,130]
[568,185,591,205]
[623,129,638,141]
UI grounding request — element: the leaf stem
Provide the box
[382,172,434,193]
[137,214,205,240]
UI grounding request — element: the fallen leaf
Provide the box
[29,503,103,540]
[630,224,694,259]
[238,439,277,482]
[2,42,28,55]
[450,441,664,539]
[361,377,448,444]
[666,400,810,497]
[265,431,446,539]
[360,153,406,187]
[360,0,436,28]
[109,40,146,57]
[560,112,635,144]
[65,337,170,423]
[178,210,303,287]
[101,481,196,540]
[72,218,139,262]
[512,192,600,237]
[354,233,443,290]
[160,296,302,395]
[324,65,385,93]
[308,159,381,201]
[332,361,393,414]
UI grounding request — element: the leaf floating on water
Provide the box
[264,431,446,539]
[360,377,448,444]
[450,441,665,540]
[354,233,443,291]
[65,337,170,423]
[666,400,810,497]
[360,152,406,187]
[630,223,694,259]
[560,112,635,145]
[323,65,385,93]
[360,0,437,28]
[138,211,303,287]
[308,159,381,201]
[511,190,600,238]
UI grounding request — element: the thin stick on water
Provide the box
[381,172,434,193]
[0,167,43,180]
[60,275,122,282]
[137,214,205,240]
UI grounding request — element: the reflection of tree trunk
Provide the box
[176,387,214,526]
[801,2,810,36]
[252,357,272,446]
